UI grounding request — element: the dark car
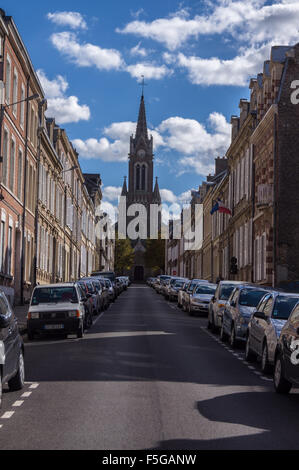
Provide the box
[274,301,299,393]
[0,289,25,407]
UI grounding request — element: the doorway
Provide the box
[134,265,144,281]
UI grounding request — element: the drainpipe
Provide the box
[20,77,30,305]
[273,112,278,288]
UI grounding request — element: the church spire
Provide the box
[153,176,161,204]
[121,176,128,196]
[135,93,148,140]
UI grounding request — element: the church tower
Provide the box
[120,92,161,280]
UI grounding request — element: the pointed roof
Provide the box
[153,176,161,203]
[135,94,148,140]
[121,176,128,196]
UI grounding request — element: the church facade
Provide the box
[119,93,161,281]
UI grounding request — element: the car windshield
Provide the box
[272,296,299,320]
[31,286,78,305]
[195,285,216,295]
[188,282,198,292]
[239,289,267,307]
[174,280,185,288]
[219,284,236,300]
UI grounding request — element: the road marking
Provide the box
[200,326,273,384]
[21,391,32,398]
[1,411,14,419]
[12,400,24,407]
[29,383,39,389]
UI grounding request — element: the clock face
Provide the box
[137,149,145,158]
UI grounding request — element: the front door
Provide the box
[134,266,144,281]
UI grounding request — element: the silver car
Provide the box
[182,279,208,312]
[188,283,217,316]
[245,292,299,373]
[167,278,188,302]
[208,280,246,332]
[177,281,190,308]
[220,285,270,347]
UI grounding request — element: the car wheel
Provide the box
[27,329,34,341]
[274,354,292,394]
[245,335,256,362]
[220,322,227,341]
[229,324,236,348]
[188,304,194,316]
[77,321,84,339]
[8,351,25,392]
[0,368,2,408]
[261,342,271,374]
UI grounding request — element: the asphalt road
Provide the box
[1,284,299,450]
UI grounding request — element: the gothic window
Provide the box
[141,164,146,190]
[136,164,140,190]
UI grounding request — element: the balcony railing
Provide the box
[257,184,273,206]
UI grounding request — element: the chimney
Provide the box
[215,156,228,175]
[239,99,250,127]
[230,115,239,141]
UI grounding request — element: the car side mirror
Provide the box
[253,311,266,320]
[230,301,236,307]
[0,314,10,329]
[211,296,215,302]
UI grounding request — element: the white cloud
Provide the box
[47,11,87,30]
[50,32,124,71]
[102,186,122,201]
[160,188,177,203]
[177,44,270,86]
[37,69,90,124]
[73,112,230,176]
[73,120,164,162]
[126,62,172,81]
[117,1,299,50]
[130,42,148,57]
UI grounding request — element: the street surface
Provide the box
[1,285,299,450]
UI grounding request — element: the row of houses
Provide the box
[0,10,114,305]
[166,42,299,288]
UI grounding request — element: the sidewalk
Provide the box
[14,305,28,336]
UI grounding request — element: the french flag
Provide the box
[210,199,232,216]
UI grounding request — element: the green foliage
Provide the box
[144,235,165,272]
[114,237,135,275]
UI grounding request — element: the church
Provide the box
[119,91,161,281]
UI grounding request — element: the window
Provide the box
[9,137,15,192]
[17,148,23,200]
[136,164,140,190]
[12,70,18,116]
[239,289,268,307]
[5,56,11,103]
[272,296,299,320]
[263,297,274,317]
[7,225,12,275]
[20,84,25,128]
[141,164,146,190]
[0,220,5,272]
[2,128,8,186]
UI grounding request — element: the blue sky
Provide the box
[4,0,299,213]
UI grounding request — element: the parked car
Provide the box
[0,289,25,408]
[208,280,246,332]
[27,283,86,339]
[220,285,270,347]
[162,277,175,298]
[182,279,207,311]
[76,281,94,327]
[91,271,115,283]
[273,301,299,393]
[188,283,217,316]
[156,275,172,294]
[167,278,188,302]
[177,281,190,308]
[97,278,110,310]
[246,292,299,373]
[103,278,116,302]
[79,278,102,316]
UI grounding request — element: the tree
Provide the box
[144,235,165,274]
[114,237,135,275]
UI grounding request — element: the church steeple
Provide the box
[153,177,161,204]
[121,176,128,196]
[135,94,148,140]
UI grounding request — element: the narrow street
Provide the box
[1,284,299,450]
